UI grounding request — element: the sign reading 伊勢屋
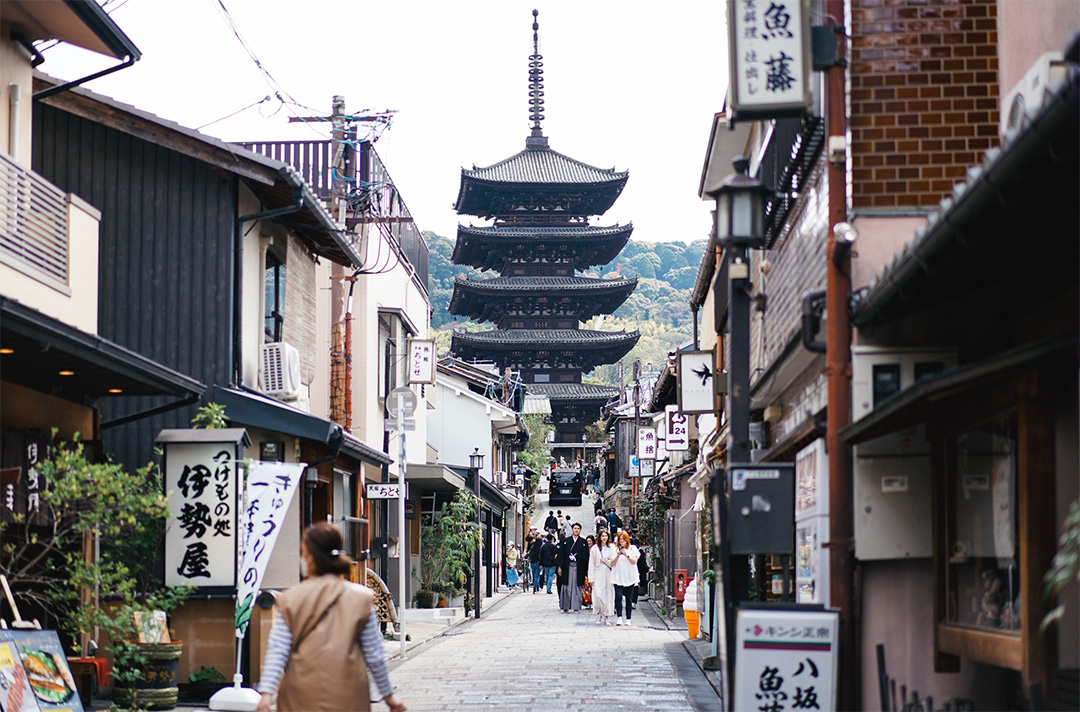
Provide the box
[734,606,839,711]
[727,0,811,121]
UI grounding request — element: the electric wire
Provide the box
[196,95,272,130]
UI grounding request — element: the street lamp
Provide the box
[469,447,484,620]
[706,156,770,692]
[709,156,771,250]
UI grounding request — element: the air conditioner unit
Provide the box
[999,52,1067,137]
[261,342,302,400]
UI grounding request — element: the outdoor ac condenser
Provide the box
[261,342,302,400]
[999,51,1067,137]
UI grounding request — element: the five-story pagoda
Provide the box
[450,10,638,458]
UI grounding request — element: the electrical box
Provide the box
[854,428,934,560]
[728,462,795,555]
[851,346,957,422]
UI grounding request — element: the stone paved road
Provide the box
[386,588,721,711]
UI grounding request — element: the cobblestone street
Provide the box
[387,589,720,711]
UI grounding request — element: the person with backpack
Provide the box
[606,507,623,533]
[539,534,559,594]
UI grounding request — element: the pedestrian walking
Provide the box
[633,537,649,606]
[588,528,617,626]
[556,523,588,613]
[544,510,559,538]
[540,534,559,594]
[505,542,520,589]
[593,510,608,536]
[560,516,573,541]
[528,535,545,593]
[611,531,641,626]
[606,507,623,533]
[255,523,406,712]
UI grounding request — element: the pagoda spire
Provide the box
[526,9,548,148]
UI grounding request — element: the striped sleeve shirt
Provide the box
[256,610,394,699]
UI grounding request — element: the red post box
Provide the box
[674,569,688,602]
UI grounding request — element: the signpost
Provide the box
[665,405,689,451]
[387,386,416,659]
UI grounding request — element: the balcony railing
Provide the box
[0,152,69,289]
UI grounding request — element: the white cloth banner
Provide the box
[234,461,304,636]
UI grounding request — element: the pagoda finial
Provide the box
[527,9,548,148]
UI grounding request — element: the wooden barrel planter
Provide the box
[112,641,182,710]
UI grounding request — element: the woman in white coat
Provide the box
[588,528,617,626]
[611,530,641,626]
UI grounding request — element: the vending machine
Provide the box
[794,439,829,604]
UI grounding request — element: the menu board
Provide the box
[0,630,81,712]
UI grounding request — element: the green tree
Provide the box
[418,490,482,601]
[518,414,553,475]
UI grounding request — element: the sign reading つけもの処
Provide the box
[158,429,250,588]
[734,606,839,711]
[727,0,811,121]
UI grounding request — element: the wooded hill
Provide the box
[427,232,706,386]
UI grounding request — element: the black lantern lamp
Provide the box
[707,157,771,250]
[469,448,484,472]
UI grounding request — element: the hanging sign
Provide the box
[665,405,689,451]
[407,339,437,385]
[637,427,658,461]
[678,350,717,414]
[727,0,812,121]
[365,482,408,500]
[162,434,246,588]
[234,461,304,637]
[734,606,839,711]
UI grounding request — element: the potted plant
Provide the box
[180,666,228,703]
[418,491,482,608]
[414,590,434,609]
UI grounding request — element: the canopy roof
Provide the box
[449,275,637,321]
[454,144,628,219]
[453,223,633,272]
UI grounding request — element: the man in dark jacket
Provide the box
[544,510,559,538]
[539,534,559,594]
[556,523,589,612]
[606,508,623,533]
[528,534,545,593]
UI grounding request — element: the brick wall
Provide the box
[850,0,1000,209]
[283,236,318,384]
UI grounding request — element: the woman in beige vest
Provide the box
[256,523,406,712]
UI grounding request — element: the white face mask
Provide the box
[300,557,309,578]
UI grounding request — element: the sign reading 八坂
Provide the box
[727,0,811,120]
[159,430,250,588]
[734,606,839,711]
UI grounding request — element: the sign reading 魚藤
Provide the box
[734,606,839,711]
[407,339,437,385]
[637,427,658,461]
[665,405,689,452]
[234,461,304,636]
[727,0,811,121]
[163,438,243,588]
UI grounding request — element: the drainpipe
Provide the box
[33,54,139,101]
[8,84,21,161]
[232,177,304,386]
[823,3,856,707]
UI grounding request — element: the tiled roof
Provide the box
[453,275,637,292]
[528,383,618,401]
[452,329,639,348]
[463,146,627,185]
[457,224,633,239]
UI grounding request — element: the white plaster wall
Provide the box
[0,196,100,332]
[429,377,503,481]
[850,215,929,296]
[0,25,33,166]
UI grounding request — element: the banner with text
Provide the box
[234,461,304,636]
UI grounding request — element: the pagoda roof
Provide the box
[449,275,637,321]
[528,383,618,403]
[454,144,629,218]
[453,223,633,271]
[451,328,639,371]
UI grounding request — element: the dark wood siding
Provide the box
[32,103,236,467]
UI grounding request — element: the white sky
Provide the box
[40,0,730,245]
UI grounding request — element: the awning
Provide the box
[406,464,465,493]
[208,385,390,466]
[0,297,204,401]
[838,336,1076,445]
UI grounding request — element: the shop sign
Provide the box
[407,339,437,385]
[365,482,408,500]
[678,350,717,414]
[163,440,240,587]
[734,606,839,711]
[637,427,658,461]
[727,0,812,121]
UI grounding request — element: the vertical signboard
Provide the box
[637,427,658,461]
[665,405,689,451]
[159,430,249,588]
[678,350,717,414]
[407,339,436,385]
[727,0,812,121]
[734,606,839,711]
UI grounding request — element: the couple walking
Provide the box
[589,530,640,626]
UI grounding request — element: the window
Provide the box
[534,374,550,383]
[945,413,1019,632]
[264,254,286,342]
[872,363,901,407]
